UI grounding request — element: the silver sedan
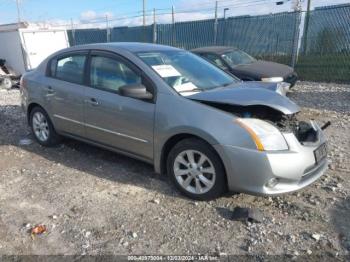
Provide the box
[20,43,328,200]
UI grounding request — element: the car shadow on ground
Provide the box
[330,197,350,253]
[0,105,181,199]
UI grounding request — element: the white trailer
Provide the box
[0,22,70,75]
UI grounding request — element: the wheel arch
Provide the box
[159,133,227,181]
[27,102,45,124]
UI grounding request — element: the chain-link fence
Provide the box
[296,4,350,82]
[67,3,350,83]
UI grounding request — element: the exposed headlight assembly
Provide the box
[236,118,289,151]
[261,77,284,83]
[276,82,291,96]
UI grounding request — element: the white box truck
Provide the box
[0,22,70,75]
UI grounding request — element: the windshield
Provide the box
[222,50,256,67]
[137,50,237,95]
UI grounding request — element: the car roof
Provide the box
[66,42,181,53]
[191,46,237,55]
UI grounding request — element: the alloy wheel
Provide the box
[173,150,216,194]
[32,112,50,142]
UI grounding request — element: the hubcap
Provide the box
[173,150,216,194]
[32,112,49,142]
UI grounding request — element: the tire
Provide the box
[30,106,61,147]
[167,138,227,200]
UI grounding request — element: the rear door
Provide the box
[83,51,155,160]
[45,51,87,137]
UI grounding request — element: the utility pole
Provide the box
[291,0,302,68]
[153,8,157,43]
[223,8,229,19]
[106,15,111,42]
[16,0,21,24]
[70,18,76,46]
[302,0,312,54]
[142,0,147,42]
[223,8,229,45]
[143,0,146,27]
[172,5,175,46]
[172,5,175,25]
[214,1,218,45]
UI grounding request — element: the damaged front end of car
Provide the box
[188,86,329,195]
[203,103,323,146]
[188,86,328,146]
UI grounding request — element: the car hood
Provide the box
[188,82,300,115]
[234,81,279,92]
[233,60,294,79]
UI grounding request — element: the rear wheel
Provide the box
[30,107,61,147]
[167,138,227,200]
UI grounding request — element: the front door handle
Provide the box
[85,98,99,106]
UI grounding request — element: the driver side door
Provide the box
[83,51,155,161]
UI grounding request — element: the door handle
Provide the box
[86,98,99,106]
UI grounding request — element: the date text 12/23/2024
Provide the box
[128,255,220,261]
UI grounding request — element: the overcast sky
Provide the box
[0,0,349,27]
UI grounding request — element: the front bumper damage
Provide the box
[215,121,328,195]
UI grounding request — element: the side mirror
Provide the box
[119,84,153,100]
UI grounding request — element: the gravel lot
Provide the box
[0,82,349,259]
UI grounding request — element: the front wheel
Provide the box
[30,107,61,147]
[167,138,227,200]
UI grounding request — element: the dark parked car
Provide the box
[192,46,298,88]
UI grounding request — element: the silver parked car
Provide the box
[20,43,328,200]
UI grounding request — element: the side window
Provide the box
[202,54,228,69]
[54,55,86,84]
[90,56,141,93]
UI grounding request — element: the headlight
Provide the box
[261,77,284,83]
[276,82,291,96]
[236,118,288,151]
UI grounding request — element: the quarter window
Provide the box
[54,55,86,84]
[90,56,141,93]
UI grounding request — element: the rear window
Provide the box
[51,55,86,84]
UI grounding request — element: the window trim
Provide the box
[86,50,157,103]
[47,50,89,85]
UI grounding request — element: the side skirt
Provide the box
[59,131,154,166]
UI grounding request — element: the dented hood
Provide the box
[188,83,300,115]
